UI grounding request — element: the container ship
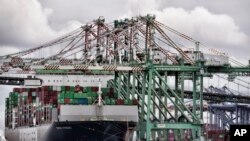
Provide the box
[5,82,139,141]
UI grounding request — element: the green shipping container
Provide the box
[61,86,66,91]
[73,99,78,104]
[105,99,111,105]
[48,86,53,91]
[64,92,74,99]
[70,86,75,92]
[74,93,88,99]
[10,93,18,100]
[84,87,92,93]
[87,97,93,104]
[125,99,132,105]
[69,99,78,104]
[5,98,9,106]
[89,92,98,97]
[110,99,116,105]
[36,69,68,74]
[58,98,64,104]
[101,88,109,94]
[58,92,65,99]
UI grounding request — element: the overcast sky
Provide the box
[0,0,250,130]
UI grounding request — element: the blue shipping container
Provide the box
[77,98,88,105]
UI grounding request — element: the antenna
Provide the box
[97,81,103,106]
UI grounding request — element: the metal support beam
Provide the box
[146,68,153,141]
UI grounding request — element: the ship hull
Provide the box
[5,121,136,141]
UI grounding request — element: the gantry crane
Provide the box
[1,15,250,141]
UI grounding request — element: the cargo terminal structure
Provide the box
[1,15,250,141]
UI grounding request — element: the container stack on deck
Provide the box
[57,86,98,105]
[5,86,59,128]
[5,85,138,128]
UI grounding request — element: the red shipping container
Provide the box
[46,91,52,97]
[75,85,81,92]
[36,87,42,92]
[80,87,83,92]
[49,97,57,104]
[42,86,49,91]
[27,97,32,103]
[65,86,70,91]
[91,87,99,92]
[116,99,124,105]
[38,91,42,99]
[64,98,70,104]
[168,132,175,141]
[13,88,21,93]
[43,90,49,94]
[28,91,32,97]
[52,91,58,96]
[30,88,36,92]
[132,99,139,105]
[50,91,55,95]
[20,88,27,93]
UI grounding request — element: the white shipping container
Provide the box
[32,92,36,96]
[52,86,57,91]
[56,86,61,91]
[22,92,28,96]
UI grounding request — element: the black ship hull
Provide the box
[44,121,137,141]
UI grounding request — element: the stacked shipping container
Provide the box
[5,85,138,128]
[57,86,138,106]
[5,86,59,128]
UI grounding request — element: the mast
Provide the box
[96,81,103,120]
[97,81,103,106]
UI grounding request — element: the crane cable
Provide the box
[155,20,247,67]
